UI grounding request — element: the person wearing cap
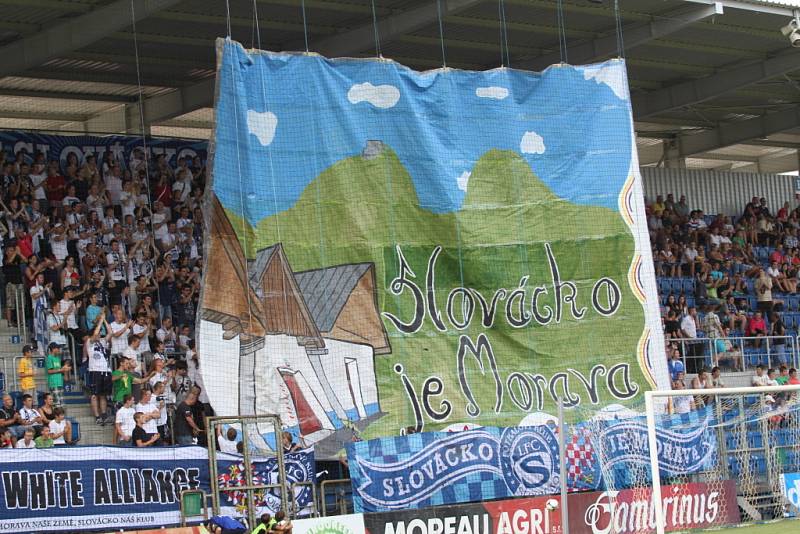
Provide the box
[46,342,70,408]
[17,345,36,398]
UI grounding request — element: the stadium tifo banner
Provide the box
[0,130,206,168]
[0,446,315,533]
[200,38,667,459]
[346,425,600,513]
[594,409,717,488]
[360,481,739,534]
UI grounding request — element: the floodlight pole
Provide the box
[644,391,665,534]
[557,397,570,534]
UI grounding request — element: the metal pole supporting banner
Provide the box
[557,397,569,534]
[645,392,666,534]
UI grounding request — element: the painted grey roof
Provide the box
[248,245,278,288]
[294,264,371,332]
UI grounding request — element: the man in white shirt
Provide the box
[151,202,170,242]
[752,365,768,386]
[156,316,177,352]
[104,164,123,205]
[106,239,128,285]
[87,316,113,425]
[132,313,152,362]
[680,306,700,371]
[47,302,68,347]
[172,165,192,203]
[217,427,239,454]
[135,389,161,437]
[115,394,136,445]
[49,223,69,262]
[109,309,133,357]
[15,428,35,448]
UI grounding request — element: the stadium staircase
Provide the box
[0,321,114,446]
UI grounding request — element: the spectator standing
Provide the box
[87,316,113,424]
[755,269,774,314]
[46,342,70,407]
[109,308,134,359]
[17,344,37,398]
[132,412,159,447]
[3,243,24,326]
[680,307,701,373]
[134,389,161,443]
[174,392,201,445]
[217,427,238,454]
[114,395,136,446]
[668,348,685,381]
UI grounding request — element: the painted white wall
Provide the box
[198,319,240,416]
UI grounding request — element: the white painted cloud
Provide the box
[457,171,471,192]
[476,86,509,100]
[246,110,278,146]
[347,82,400,109]
[520,131,545,155]
[582,63,628,101]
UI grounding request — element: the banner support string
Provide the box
[556,0,568,64]
[252,0,262,49]
[130,0,164,314]
[436,0,447,68]
[614,0,626,59]
[301,0,310,53]
[370,0,382,58]
[499,0,511,67]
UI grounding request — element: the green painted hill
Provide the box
[233,145,646,432]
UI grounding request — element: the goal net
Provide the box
[579,384,800,533]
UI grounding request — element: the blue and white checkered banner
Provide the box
[346,426,561,513]
[0,446,314,533]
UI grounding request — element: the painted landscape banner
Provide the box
[200,38,668,459]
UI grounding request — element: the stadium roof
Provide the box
[2,0,800,173]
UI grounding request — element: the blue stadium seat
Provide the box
[681,278,695,293]
[69,418,80,444]
[686,297,695,308]
[658,278,671,293]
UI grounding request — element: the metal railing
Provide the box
[290,481,318,518]
[672,335,798,374]
[12,284,26,341]
[320,479,353,517]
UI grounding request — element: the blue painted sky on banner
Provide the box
[212,39,634,225]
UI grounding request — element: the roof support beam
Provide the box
[0,0,182,78]
[132,0,484,126]
[683,0,799,17]
[634,50,800,120]
[678,106,800,156]
[287,0,483,56]
[517,3,723,71]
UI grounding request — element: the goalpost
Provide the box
[644,384,800,534]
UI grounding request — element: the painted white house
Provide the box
[199,197,390,448]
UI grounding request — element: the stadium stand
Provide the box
[0,149,207,448]
[647,192,800,393]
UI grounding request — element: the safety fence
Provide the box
[671,335,799,375]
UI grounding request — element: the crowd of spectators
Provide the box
[648,192,800,407]
[0,147,214,448]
